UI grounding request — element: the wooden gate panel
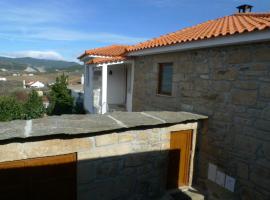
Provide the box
[167,130,193,188]
[0,153,76,200]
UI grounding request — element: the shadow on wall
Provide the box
[0,148,199,200]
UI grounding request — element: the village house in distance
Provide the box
[79,5,270,200]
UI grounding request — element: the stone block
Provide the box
[234,80,258,90]
[250,165,270,190]
[253,47,270,62]
[254,119,270,131]
[234,135,259,155]
[77,161,97,184]
[194,80,210,91]
[231,89,257,105]
[160,132,170,141]
[213,68,238,81]
[261,105,270,120]
[160,143,170,150]
[0,143,26,162]
[96,160,120,179]
[118,133,134,143]
[200,74,210,79]
[227,47,252,64]
[95,133,118,147]
[195,63,209,74]
[24,138,92,159]
[180,103,194,112]
[233,116,253,125]
[125,155,147,167]
[260,83,270,98]
[179,81,194,90]
[181,90,202,98]
[237,162,249,179]
[137,132,149,141]
[212,81,232,92]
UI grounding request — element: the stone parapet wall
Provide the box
[0,122,198,200]
[132,42,270,199]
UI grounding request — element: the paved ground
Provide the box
[159,188,205,200]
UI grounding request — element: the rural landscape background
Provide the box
[0,56,82,96]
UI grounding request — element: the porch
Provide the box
[84,59,134,114]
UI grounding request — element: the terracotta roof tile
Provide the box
[86,56,128,65]
[128,12,270,52]
[78,45,130,59]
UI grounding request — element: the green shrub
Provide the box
[24,90,45,119]
[0,96,24,121]
[47,74,74,115]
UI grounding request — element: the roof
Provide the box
[0,111,207,142]
[87,56,128,65]
[79,12,270,64]
[78,45,130,59]
[128,12,270,51]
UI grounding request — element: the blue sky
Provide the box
[0,0,269,61]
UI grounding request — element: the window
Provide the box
[158,63,173,95]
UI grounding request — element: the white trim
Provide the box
[128,30,270,56]
[86,55,112,58]
[140,112,166,123]
[97,61,125,67]
[107,115,128,128]
[101,64,108,114]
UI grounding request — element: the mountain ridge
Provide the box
[0,56,82,72]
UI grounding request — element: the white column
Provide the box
[101,64,108,114]
[88,65,94,113]
[126,61,135,112]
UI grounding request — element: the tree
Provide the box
[47,74,74,115]
[0,96,24,121]
[24,90,45,119]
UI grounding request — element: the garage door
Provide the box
[0,153,77,200]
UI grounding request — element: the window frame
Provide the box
[157,62,173,96]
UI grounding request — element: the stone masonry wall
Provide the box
[0,123,198,200]
[132,42,270,200]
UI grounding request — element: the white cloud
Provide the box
[2,51,64,60]
[0,26,147,44]
[27,29,147,43]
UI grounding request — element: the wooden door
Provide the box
[0,153,77,200]
[167,130,193,188]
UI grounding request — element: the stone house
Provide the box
[0,111,207,200]
[79,8,270,200]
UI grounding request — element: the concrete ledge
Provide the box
[0,111,207,142]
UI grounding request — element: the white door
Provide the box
[107,65,126,105]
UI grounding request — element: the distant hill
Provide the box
[0,56,82,72]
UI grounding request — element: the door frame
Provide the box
[167,122,198,189]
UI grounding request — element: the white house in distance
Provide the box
[0,77,7,81]
[26,81,45,89]
[78,45,134,114]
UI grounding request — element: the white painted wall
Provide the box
[83,65,94,113]
[107,65,126,105]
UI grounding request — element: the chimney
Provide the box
[237,4,253,13]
